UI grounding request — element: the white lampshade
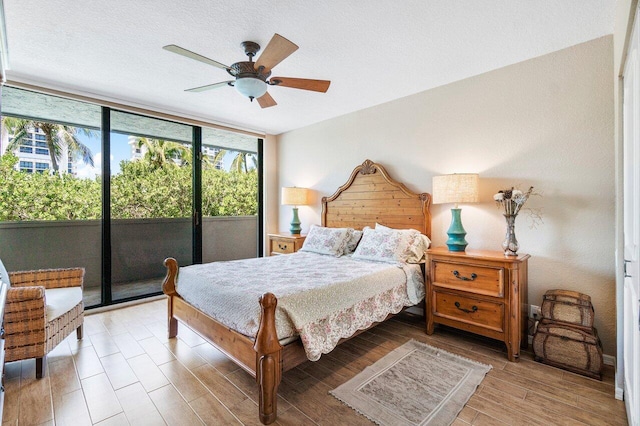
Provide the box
[235,77,267,99]
[281,187,310,206]
[432,174,479,205]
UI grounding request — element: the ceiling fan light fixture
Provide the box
[234,76,267,100]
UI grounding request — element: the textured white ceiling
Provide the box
[3,1,615,135]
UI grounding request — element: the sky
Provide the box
[75,132,128,179]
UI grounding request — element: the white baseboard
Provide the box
[616,386,624,401]
[603,354,616,367]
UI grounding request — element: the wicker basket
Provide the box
[532,320,603,380]
[541,289,594,330]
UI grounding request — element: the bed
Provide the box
[162,159,432,424]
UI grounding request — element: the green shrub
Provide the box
[0,154,257,221]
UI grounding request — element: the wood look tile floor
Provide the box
[2,299,627,426]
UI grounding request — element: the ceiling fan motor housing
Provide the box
[228,61,271,81]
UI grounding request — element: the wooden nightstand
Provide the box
[268,232,307,256]
[425,247,529,362]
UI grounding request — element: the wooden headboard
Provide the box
[321,159,432,238]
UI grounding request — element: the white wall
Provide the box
[275,36,616,355]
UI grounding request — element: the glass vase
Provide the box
[502,214,519,256]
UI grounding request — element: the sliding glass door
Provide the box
[108,110,194,302]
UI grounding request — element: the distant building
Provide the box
[1,127,75,175]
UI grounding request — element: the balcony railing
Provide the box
[0,216,258,307]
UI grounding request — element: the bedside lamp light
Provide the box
[281,187,310,234]
[432,174,479,252]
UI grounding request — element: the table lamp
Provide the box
[281,187,310,234]
[432,174,479,251]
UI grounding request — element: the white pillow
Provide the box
[300,225,352,257]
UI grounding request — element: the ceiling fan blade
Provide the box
[270,77,331,93]
[163,45,230,70]
[254,34,299,72]
[257,92,277,108]
[185,80,233,92]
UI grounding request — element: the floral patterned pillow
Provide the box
[299,225,353,257]
[352,226,431,264]
[353,228,408,263]
[343,229,363,255]
[375,223,431,263]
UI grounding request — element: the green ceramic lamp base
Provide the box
[289,206,302,234]
[446,208,468,252]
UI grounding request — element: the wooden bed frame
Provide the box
[162,159,431,424]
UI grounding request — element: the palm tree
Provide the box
[212,149,257,173]
[2,117,96,173]
[134,137,190,169]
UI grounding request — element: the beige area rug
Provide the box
[330,340,492,426]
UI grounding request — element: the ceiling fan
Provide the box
[163,34,330,108]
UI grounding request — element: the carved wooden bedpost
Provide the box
[254,292,283,425]
[162,258,179,339]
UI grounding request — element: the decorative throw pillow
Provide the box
[352,227,415,264]
[343,229,363,255]
[299,225,352,257]
[375,223,431,263]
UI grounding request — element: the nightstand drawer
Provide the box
[268,232,306,256]
[432,290,505,333]
[433,261,504,298]
[270,238,295,254]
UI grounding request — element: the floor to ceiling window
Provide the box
[0,86,262,308]
[0,86,103,304]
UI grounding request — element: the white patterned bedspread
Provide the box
[176,252,424,361]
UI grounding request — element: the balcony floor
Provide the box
[83,278,164,307]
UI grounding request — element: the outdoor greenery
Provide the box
[134,137,192,168]
[0,153,257,221]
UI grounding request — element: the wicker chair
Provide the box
[2,265,84,378]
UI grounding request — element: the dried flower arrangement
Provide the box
[493,187,534,217]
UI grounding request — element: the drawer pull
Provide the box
[452,270,477,281]
[455,301,478,314]
[278,243,288,250]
